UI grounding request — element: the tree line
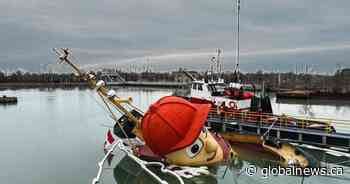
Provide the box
[0,71,82,83]
[1,69,349,93]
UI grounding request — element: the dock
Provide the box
[276,90,350,100]
[206,109,350,152]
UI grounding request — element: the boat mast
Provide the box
[216,48,222,80]
[233,0,241,82]
[53,48,141,127]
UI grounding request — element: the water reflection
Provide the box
[272,96,350,121]
[113,156,218,184]
[111,142,336,184]
[1,88,350,184]
[109,133,350,184]
[276,98,350,107]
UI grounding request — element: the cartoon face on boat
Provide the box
[140,96,227,166]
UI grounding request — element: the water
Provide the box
[1,88,350,184]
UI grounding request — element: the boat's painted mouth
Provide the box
[207,149,217,162]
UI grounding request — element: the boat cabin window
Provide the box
[192,83,197,90]
[192,83,204,91]
[207,84,214,92]
[208,84,216,92]
[198,84,203,91]
[215,83,226,91]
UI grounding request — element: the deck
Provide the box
[207,109,350,152]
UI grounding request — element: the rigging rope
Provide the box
[92,140,119,184]
[261,119,278,139]
[92,139,185,184]
[129,102,145,114]
[97,91,134,148]
[87,90,116,118]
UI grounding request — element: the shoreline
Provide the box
[0,82,88,90]
[0,82,188,89]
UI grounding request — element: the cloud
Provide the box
[80,43,350,74]
[1,0,350,72]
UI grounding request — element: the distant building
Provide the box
[334,68,350,93]
[340,68,350,77]
[172,70,200,83]
[100,68,125,82]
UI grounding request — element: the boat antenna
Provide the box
[233,0,241,82]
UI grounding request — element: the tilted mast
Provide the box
[53,48,142,132]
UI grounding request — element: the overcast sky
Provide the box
[1,0,350,73]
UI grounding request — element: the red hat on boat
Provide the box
[141,96,211,156]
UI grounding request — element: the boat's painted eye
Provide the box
[186,139,203,158]
[202,127,208,138]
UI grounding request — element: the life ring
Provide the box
[228,101,237,110]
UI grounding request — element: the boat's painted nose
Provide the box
[205,137,218,153]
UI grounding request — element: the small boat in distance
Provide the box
[0,95,17,104]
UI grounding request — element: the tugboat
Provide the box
[187,49,255,111]
[185,3,270,113]
[189,79,254,111]
[187,0,318,170]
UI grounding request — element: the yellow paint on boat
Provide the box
[221,132,262,144]
[262,142,309,168]
[221,132,309,168]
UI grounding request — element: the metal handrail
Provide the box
[208,108,350,133]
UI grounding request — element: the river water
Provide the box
[1,87,350,184]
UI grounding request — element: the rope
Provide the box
[97,91,134,148]
[87,90,116,119]
[88,89,134,131]
[261,119,278,139]
[99,124,114,128]
[117,140,185,184]
[333,160,350,165]
[91,140,120,184]
[323,160,350,172]
[107,98,144,129]
[109,100,125,115]
[129,102,145,114]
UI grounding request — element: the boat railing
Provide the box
[208,108,350,134]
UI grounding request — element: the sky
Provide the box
[1,0,350,73]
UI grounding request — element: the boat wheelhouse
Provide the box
[189,79,253,110]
